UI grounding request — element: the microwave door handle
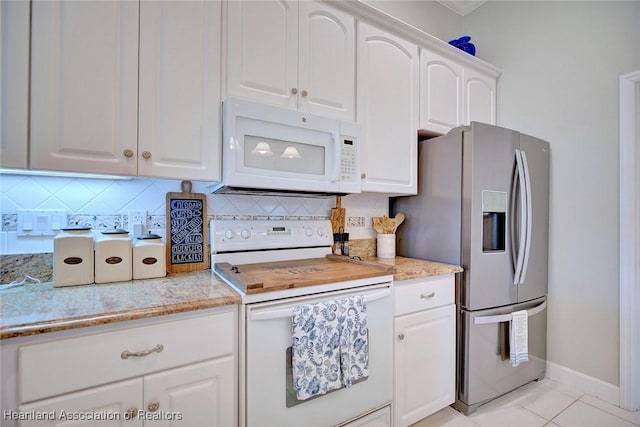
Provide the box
[331,133,340,182]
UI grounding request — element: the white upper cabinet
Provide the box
[0,1,30,170]
[226,0,355,121]
[297,2,355,120]
[138,0,222,181]
[464,66,497,126]
[357,22,419,195]
[30,0,139,176]
[29,0,222,180]
[420,49,463,135]
[420,49,497,135]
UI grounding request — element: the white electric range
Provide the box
[210,219,394,427]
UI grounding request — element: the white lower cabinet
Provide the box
[19,358,234,427]
[143,357,235,427]
[7,308,237,427]
[19,379,143,427]
[393,276,456,427]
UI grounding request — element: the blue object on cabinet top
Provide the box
[449,36,476,56]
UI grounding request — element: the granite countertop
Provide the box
[0,256,459,340]
[359,256,463,281]
[0,270,240,340]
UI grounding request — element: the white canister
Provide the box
[94,228,132,283]
[133,232,166,280]
[53,225,95,287]
[377,233,396,259]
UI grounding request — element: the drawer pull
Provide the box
[420,291,436,299]
[148,401,160,412]
[398,333,405,341]
[121,344,164,359]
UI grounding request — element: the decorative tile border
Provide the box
[2,214,18,232]
[0,213,332,234]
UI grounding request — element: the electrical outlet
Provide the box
[128,210,147,235]
[347,216,366,228]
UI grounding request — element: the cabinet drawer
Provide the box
[394,275,454,316]
[19,309,236,404]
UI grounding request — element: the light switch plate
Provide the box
[17,209,67,237]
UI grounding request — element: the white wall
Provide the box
[465,1,640,388]
[364,0,463,42]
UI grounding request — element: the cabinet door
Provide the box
[298,2,355,121]
[18,378,143,427]
[464,67,496,125]
[226,0,298,109]
[138,0,222,181]
[420,49,463,135]
[30,0,138,175]
[143,357,236,427]
[357,22,419,195]
[0,0,29,169]
[394,304,455,427]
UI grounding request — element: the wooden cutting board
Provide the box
[215,256,393,295]
[165,180,210,273]
[330,196,345,234]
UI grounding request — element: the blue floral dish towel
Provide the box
[291,295,369,400]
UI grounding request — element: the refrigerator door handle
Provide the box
[513,149,528,285]
[519,150,533,284]
[473,300,547,325]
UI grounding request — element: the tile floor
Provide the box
[412,379,640,427]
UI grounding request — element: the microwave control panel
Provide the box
[340,139,358,182]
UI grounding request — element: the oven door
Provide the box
[243,284,392,427]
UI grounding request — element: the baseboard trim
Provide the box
[546,361,619,406]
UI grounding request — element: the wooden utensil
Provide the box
[393,213,405,233]
[373,217,384,234]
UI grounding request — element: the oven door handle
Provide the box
[249,288,391,321]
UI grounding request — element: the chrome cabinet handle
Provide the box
[141,151,151,159]
[291,88,298,95]
[301,89,308,97]
[420,291,436,299]
[123,149,134,158]
[147,401,160,412]
[125,408,138,420]
[121,344,164,359]
[398,333,405,341]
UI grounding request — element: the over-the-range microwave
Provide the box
[209,98,362,197]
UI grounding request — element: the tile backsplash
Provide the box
[0,174,388,255]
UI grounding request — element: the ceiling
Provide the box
[435,0,488,16]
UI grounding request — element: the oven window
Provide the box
[285,347,368,408]
[244,135,325,175]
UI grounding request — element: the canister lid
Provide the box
[61,224,91,231]
[137,232,162,240]
[101,227,130,235]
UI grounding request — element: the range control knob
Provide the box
[240,229,251,239]
[224,229,236,240]
[305,228,314,237]
[317,227,325,237]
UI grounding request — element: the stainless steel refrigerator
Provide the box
[390,122,550,415]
